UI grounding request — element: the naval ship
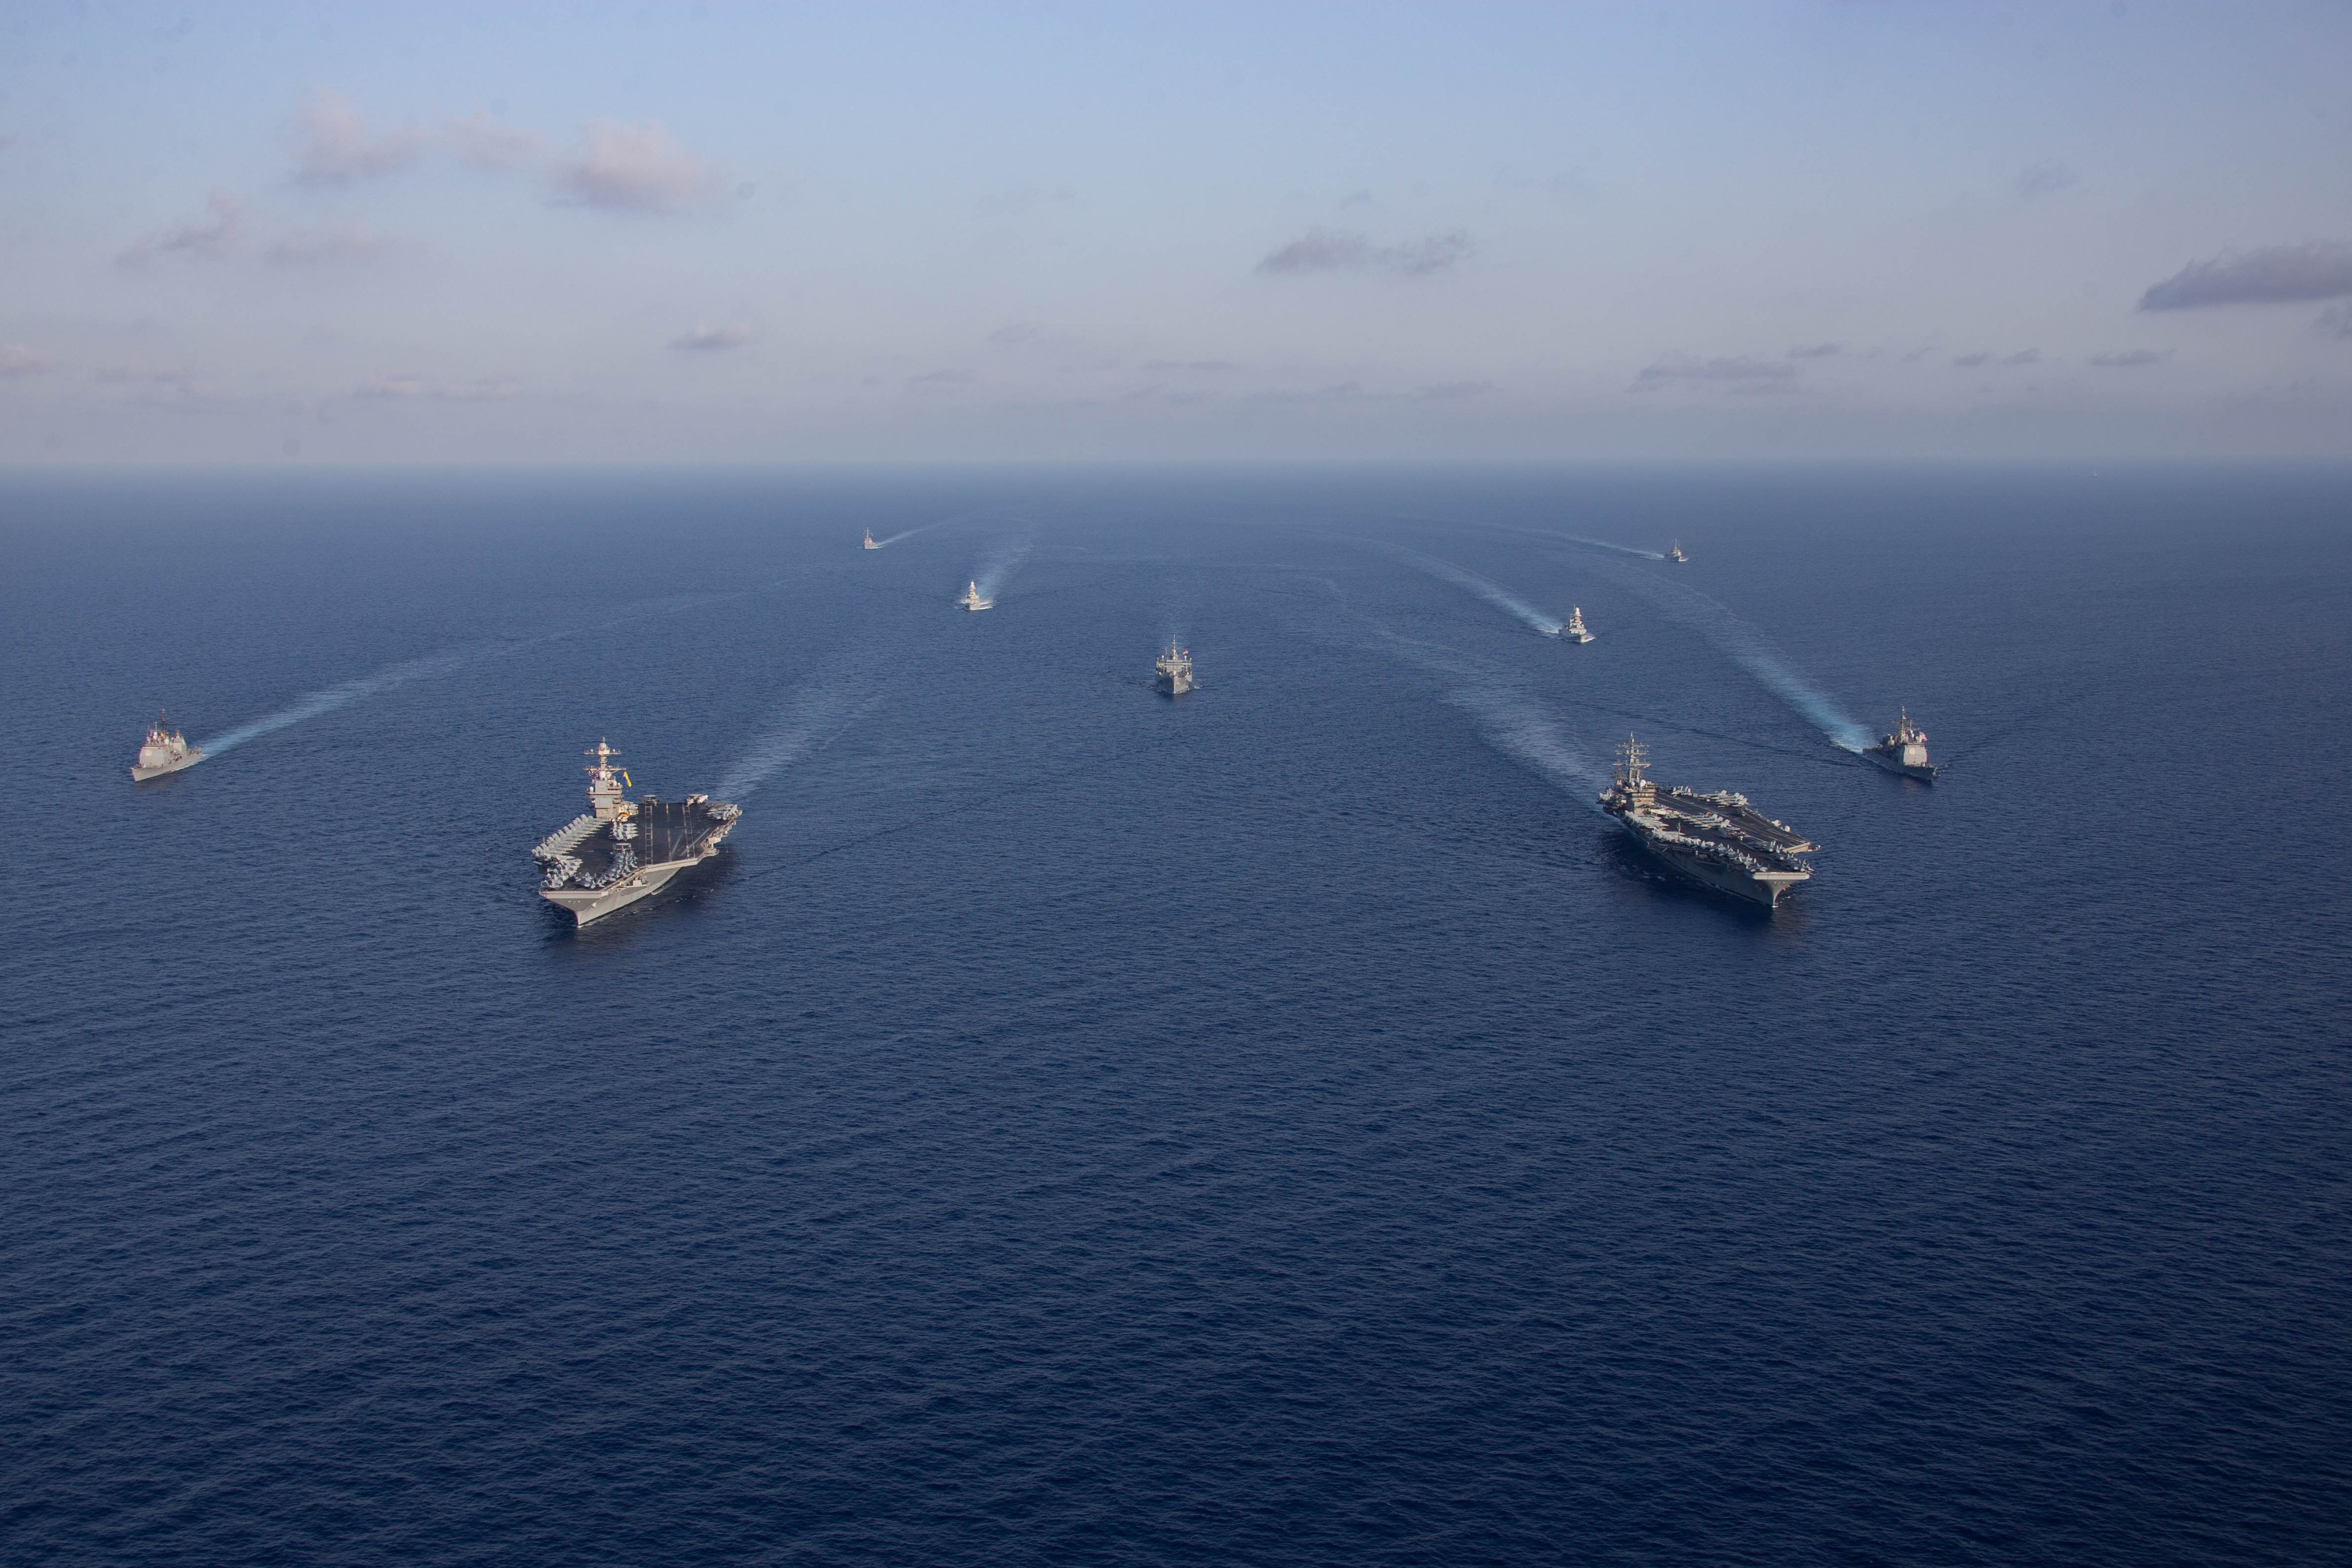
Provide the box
[1664,540,1689,563]
[1864,709,1937,781]
[130,714,204,781]
[1598,736,1817,909]
[532,741,740,927]
[957,580,993,611]
[862,530,879,549]
[1155,641,1194,696]
[1562,607,1593,644]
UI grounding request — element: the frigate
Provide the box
[862,530,879,550]
[130,714,204,782]
[532,741,740,927]
[1598,736,1816,909]
[1864,708,1937,781]
[957,580,993,611]
[1155,641,1194,696]
[1664,540,1689,563]
[1562,607,1593,644]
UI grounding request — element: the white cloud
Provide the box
[0,343,59,377]
[119,189,244,265]
[551,121,713,213]
[442,111,546,172]
[265,223,408,265]
[292,90,423,185]
[1255,228,1473,277]
[671,323,753,351]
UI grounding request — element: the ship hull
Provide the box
[1157,674,1192,696]
[130,748,205,783]
[1863,749,1937,782]
[1620,826,1807,908]
[540,855,706,926]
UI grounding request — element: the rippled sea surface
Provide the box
[5,466,2349,1565]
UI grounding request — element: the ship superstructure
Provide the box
[1864,708,1937,781]
[1562,607,1593,644]
[862,530,879,549]
[1155,641,1194,696]
[532,740,740,927]
[130,713,204,781]
[957,580,993,611]
[1598,735,1816,909]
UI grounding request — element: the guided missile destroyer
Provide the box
[1155,641,1194,695]
[1562,607,1593,644]
[1863,709,1937,781]
[1598,736,1816,909]
[862,530,879,550]
[1664,540,1689,563]
[130,714,204,781]
[957,580,993,611]
[532,741,740,927]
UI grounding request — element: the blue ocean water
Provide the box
[3,465,2348,1565]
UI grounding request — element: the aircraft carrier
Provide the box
[1598,736,1816,909]
[532,741,740,926]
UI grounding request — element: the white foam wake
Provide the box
[1608,568,1870,751]
[1388,547,1563,636]
[708,675,873,801]
[197,648,478,756]
[972,536,1034,602]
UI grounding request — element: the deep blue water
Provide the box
[4,465,2349,1566]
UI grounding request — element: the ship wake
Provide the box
[1599,564,1870,752]
[1387,547,1564,636]
[1361,619,1608,809]
[971,536,1034,602]
[709,673,874,801]
[196,648,479,756]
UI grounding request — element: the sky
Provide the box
[3,0,2350,463]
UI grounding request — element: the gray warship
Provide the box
[1863,709,1937,781]
[130,714,204,781]
[1664,540,1689,563]
[863,529,879,549]
[1155,641,1194,696]
[1562,607,1593,644]
[1598,735,1817,909]
[532,741,741,927]
[957,580,993,611]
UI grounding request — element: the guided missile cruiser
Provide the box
[1863,708,1938,781]
[1562,607,1593,644]
[130,713,204,781]
[862,530,879,549]
[1155,641,1194,696]
[1599,735,1816,909]
[1664,540,1689,563]
[957,580,993,611]
[532,741,740,927]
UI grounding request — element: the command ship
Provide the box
[532,741,741,926]
[1599,735,1817,909]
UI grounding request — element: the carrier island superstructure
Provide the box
[532,741,740,926]
[1599,736,1816,909]
[1155,641,1194,696]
